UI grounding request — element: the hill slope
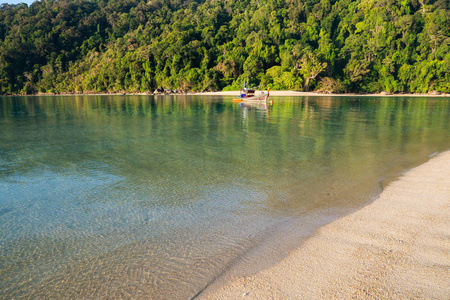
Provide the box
[0,0,449,94]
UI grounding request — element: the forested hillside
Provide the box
[0,0,449,95]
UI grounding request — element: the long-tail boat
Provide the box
[237,85,270,101]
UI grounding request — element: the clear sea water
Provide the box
[1,95,449,299]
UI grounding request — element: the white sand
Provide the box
[32,90,450,97]
[200,151,450,299]
[192,91,450,97]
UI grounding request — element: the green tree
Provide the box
[297,52,327,91]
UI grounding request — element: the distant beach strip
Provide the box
[193,90,450,97]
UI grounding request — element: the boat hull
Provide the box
[239,92,269,101]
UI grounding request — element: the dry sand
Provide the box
[193,91,450,97]
[28,90,450,97]
[199,151,450,299]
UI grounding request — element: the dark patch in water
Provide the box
[0,207,12,217]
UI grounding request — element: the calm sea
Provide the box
[1,95,449,298]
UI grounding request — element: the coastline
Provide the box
[2,90,450,97]
[199,151,450,299]
[192,90,450,97]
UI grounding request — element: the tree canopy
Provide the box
[0,0,449,94]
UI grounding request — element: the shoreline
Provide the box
[199,151,450,299]
[2,91,450,97]
[192,90,450,97]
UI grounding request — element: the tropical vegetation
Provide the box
[0,0,449,94]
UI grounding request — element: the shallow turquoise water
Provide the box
[1,95,449,298]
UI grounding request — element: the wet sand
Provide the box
[199,151,450,299]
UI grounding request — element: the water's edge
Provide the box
[193,149,445,299]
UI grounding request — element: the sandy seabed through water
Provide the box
[200,151,450,299]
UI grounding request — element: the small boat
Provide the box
[236,86,270,102]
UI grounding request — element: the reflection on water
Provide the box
[0,95,449,298]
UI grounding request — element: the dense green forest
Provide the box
[0,0,449,95]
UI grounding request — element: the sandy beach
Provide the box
[25,90,450,97]
[192,90,450,97]
[199,151,450,299]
